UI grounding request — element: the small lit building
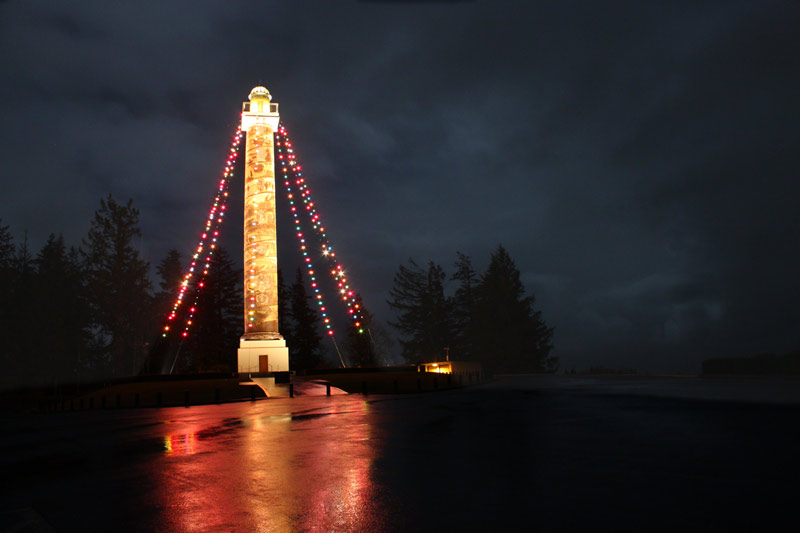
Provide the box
[418,360,483,380]
[418,362,452,374]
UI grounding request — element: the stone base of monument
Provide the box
[237,338,289,374]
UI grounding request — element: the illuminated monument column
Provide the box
[237,86,289,374]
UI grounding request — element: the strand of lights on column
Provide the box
[275,124,365,334]
[162,127,243,338]
[275,127,333,335]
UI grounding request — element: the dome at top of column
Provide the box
[249,86,271,101]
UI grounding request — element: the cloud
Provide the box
[1,1,798,372]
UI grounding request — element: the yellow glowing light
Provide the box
[420,362,452,374]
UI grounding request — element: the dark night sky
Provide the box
[1,0,799,372]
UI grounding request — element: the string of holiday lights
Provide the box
[162,127,243,339]
[275,124,366,334]
[275,130,334,336]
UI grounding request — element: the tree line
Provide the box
[1,197,147,389]
[0,195,386,390]
[0,196,251,390]
[1,196,556,390]
[276,268,384,372]
[387,245,556,374]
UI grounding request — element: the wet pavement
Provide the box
[2,375,799,531]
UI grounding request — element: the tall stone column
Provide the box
[243,123,279,337]
[237,86,289,375]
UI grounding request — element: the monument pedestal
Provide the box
[237,338,289,374]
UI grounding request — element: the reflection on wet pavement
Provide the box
[154,397,383,532]
[3,377,800,531]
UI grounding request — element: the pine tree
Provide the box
[33,234,91,386]
[0,221,15,387]
[187,247,241,372]
[387,259,452,363]
[5,235,37,383]
[451,251,478,361]
[344,294,379,367]
[473,245,556,374]
[146,249,184,374]
[83,195,153,378]
[156,250,183,300]
[289,268,323,371]
[277,268,293,346]
[0,220,13,271]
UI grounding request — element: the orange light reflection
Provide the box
[154,398,381,532]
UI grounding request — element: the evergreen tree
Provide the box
[472,245,556,374]
[367,321,395,366]
[451,251,478,361]
[387,259,452,363]
[0,221,15,387]
[83,195,153,378]
[6,235,37,383]
[33,234,91,386]
[277,268,294,346]
[186,247,241,372]
[387,259,425,362]
[149,251,179,374]
[147,249,183,374]
[288,267,323,371]
[344,294,379,367]
[0,220,13,272]
[156,249,183,300]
